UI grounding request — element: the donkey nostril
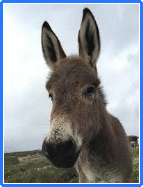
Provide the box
[42,140,56,158]
[59,139,75,155]
[65,140,74,152]
[42,140,49,156]
[42,138,76,159]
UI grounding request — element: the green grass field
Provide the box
[4,148,139,183]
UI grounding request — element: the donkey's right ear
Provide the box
[41,21,66,69]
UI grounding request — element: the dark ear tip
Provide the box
[82,8,95,21]
[42,21,52,31]
[42,21,48,28]
[83,8,92,17]
[83,8,90,14]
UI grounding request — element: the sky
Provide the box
[3,4,139,153]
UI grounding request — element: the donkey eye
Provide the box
[86,86,95,96]
[83,85,95,99]
[49,93,53,101]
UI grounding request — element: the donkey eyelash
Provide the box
[49,93,53,100]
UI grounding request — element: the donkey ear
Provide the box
[41,21,66,69]
[78,8,100,66]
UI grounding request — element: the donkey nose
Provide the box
[42,139,76,158]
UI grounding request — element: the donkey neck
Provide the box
[83,99,116,163]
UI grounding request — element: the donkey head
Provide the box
[42,8,101,168]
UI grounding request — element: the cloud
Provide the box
[4,4,139,152]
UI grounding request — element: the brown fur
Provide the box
[41,8,132,183]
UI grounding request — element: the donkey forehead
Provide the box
[46,57,99,91]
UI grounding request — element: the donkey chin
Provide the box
[42,137,80,168]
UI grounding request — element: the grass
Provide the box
[131,147,139,183]
[4,148,139,183]
[4,152,78,183]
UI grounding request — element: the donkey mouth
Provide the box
[48,151,80,168]
[42,139,80,168]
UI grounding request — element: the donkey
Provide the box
[41,8,132,183]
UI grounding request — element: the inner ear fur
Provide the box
[78,8,100,66]
[41,21,66,69]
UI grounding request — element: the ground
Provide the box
[4,148,139,183]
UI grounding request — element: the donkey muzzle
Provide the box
[42,138,79,168]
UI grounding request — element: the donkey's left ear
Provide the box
[78,8,100,66]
